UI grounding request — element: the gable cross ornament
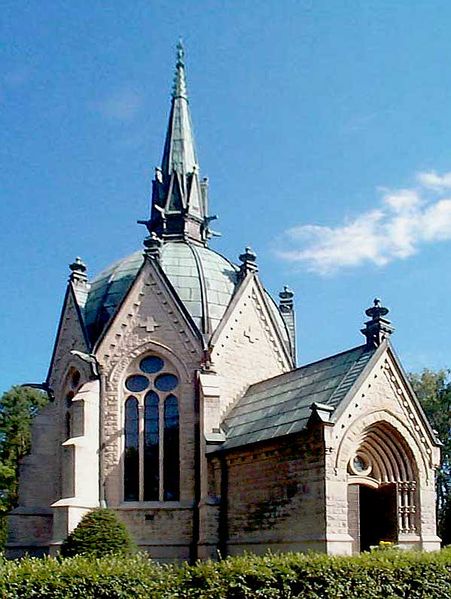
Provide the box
[140,316,160,333]
[244,324,259,344]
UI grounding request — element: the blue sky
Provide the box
[2,1,451,393]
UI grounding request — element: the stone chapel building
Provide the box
[7,43,441,561]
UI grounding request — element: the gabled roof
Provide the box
[220,344,376,450]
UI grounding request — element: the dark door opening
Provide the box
[359,483,397,551]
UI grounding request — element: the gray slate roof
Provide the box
[220,345,375,450]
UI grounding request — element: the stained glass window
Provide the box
[125,375,149,392]
[144,391,159,500]
[155,373,178,392]
[124,397,139,501]
[164,395,180,501]
[140,356,164,374]
[123,355,180,503]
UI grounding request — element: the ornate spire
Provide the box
[140,41,216,245]
[361,298,394,349]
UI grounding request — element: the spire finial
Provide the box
[69,257,88,285]
[361,298,394,349]
[176,38,185,66]
[172,39,187,99]
[239,246,258,279]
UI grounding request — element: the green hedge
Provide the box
[0,549,451,598]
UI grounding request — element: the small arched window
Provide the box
[123,354,180,502]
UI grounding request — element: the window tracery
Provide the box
[123,354,180,502]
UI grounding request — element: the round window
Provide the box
[154,373,178,392]
[349,453,371,476]
[353,456,367,473]
[125,375,149,392]
[140,356,164,374]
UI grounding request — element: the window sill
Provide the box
[117,501,193,510]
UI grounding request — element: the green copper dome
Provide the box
[83,241,290,350]
[84,241,238,343]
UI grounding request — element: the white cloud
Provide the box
[417,171,451,190]
[278,172,451,275]
[93,88,142,121]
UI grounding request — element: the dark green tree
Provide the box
[0,385,49,546]
[60,508,134,558]
[409,369,451,544]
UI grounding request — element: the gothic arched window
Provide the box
[123,354,180,502]
[124,397,139,501]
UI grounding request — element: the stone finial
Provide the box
[238,246,258,278]
[278,285,297,365]
[361,298,394,349]
[279,285,294,313]
[144,232,163,260]
[69,257,88,284]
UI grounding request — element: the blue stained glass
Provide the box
[124,396,139,501]
[140,356,164,374]
[164,395,179,501]
[155,373,178,392]
[144,391,159,500]
[125,374,149,392]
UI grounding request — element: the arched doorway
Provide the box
[347,421,418,552]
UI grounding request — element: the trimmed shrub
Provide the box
[60,508,134,558]
[1,549,451,598]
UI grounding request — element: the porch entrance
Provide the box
[348,483,398,552]
[359,483,397,551]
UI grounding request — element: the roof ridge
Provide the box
[327,350,374,406]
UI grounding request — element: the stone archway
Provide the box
[346,421,418,552]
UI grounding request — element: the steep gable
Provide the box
[47,283,91,390]
[209,274,293,415]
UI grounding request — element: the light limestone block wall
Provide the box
[211,278,291,418]
[211,427,327,556]
[94,261,204,559]
[7,285,93,557]
[50,380,100,550]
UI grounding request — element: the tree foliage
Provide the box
[409,369,451,543]
[60,508,135,558]
[0,385,49,546]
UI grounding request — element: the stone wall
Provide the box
[210,425,326,555]
[210,277,292,417]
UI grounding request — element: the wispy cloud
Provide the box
[278,171,451,275]
[416,170,451,191]
[93,87,143,121]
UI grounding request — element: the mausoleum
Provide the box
[7,43,441,561]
